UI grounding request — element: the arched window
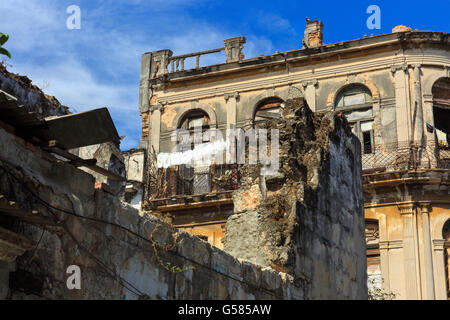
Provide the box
[253,97,283,127]
[335,85,374,154]
[432,78,450,149]
[179,109,210,131]
[443,219,450,299]
[177,110,211,196]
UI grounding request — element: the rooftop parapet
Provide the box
[145,36,247,78]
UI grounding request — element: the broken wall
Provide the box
[0,126,306,299]
[223,98,367,299]
[75,142,126,196]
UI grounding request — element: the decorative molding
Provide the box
[379,240,403,250]
[398,203,415,215]
[390,63,408,73]
[420,202,432,214]
[300,79,318,88]
[432,239,446,251]
[423,93,434,103]
[347,73,357,83]
[156,57,449,104]
[149,104,163,113]
[224,92,240,101]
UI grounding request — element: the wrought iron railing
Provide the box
[147,164,240,206]
[362,141,450,172]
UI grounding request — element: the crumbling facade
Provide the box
[0,70,307,300]
[137,22,450,299]
[0,42,367,298]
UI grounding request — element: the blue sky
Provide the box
[0,0,449,150]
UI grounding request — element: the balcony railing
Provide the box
[168,47,225,73]
[362,141,450,173]
[146,164,240,207]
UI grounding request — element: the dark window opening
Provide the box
[432,78,450,149]
[363,130,374,154]
[196,235,209,242]
[433,107,450,149]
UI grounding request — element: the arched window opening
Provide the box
[253,97,283,127]
[335,85,372,108]
[443,220,450,299]
[179,110,210,131]
[335,85,374,154]
[432,78,450,149]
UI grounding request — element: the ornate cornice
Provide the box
[155,57,449,104]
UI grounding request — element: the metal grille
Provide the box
[152,164,240,198]
[362,141,450,172]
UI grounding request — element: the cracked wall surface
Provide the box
[223,98,367,299]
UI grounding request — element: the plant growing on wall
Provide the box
[148,221,194,273]
[0,33,11,58]
[367,278,396,300]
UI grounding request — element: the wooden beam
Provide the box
[0,195,58,226]
[42,146,126,182]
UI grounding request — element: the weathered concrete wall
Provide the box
[0,127,306,299]
[223,98,367,299]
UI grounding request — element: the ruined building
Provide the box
[0,25,367,299]
[134,20,450,299]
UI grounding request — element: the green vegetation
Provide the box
[0,33,11,58]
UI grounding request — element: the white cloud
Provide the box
[257,11,298,36]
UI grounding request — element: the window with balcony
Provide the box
[335,85,374,154]
[177,110,211,195]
